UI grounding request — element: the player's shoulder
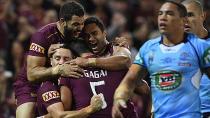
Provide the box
[187,33,207,44]
[141,36,161,50]
[35,22,58,38]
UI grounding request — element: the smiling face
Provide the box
[83,23,107,54]
[64,15,84,38]
[158,2,185,35]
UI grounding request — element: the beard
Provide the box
[63,26,74,44]
[64,26,82,44]
[63,26,90,56]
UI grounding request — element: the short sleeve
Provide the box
[28,31,49,57]
[133,43,148,68]
[38,81,61,108]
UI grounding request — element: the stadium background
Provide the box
[0,0,209,117]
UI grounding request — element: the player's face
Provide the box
[184,3,205,33]
[158,3,184,35]
[64,15,84,38]
[51,48,73,66]
[83,23,107,54]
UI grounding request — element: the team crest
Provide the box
[42,91,60,102]
[151,70,182,91]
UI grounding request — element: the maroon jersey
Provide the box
[14,23,64,106]
[37,81,61,116]
[60,68,138,118]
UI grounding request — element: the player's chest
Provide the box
[145,44,199,73]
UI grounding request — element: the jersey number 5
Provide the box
[90,81,107,109]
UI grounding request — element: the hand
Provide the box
[89,94,103,113]
[70,57,89,67]
[56,63,84,78]
[48,44,64,57]
[112,99,127,118]
[113,37,129,49]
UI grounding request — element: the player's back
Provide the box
[60,67,138,118]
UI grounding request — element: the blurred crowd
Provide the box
[0,0,210,117]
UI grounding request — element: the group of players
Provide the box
[13,0,210,118]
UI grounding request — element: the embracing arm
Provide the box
[44,86,102,118]
[92,46,131,70]
[47,102,97,118]
[74,46,131,70]
[27,56,83,83]
[27,55,59,83]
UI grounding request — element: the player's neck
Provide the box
[56,21,65,37]
[162,32,185,46]
[197,27,208,39]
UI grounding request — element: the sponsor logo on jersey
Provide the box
[151,70,182,91]
[178,62,191,67]
[42,91,60,102]
[148,51,154,65]
[84,69,107,79]
[179,52,190,61]
[161,57,175,64]
[29,43,45,54]
[204,47,210,65]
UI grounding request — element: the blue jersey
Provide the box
[133,33,210,118]
[200,32,210,113]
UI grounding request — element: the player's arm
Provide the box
[27,32,84,83]
[60,86,72,110]
[112,64,148,118]
[47,95,102,118]
[73,46,131,70]
[27,55,56,82]
[48,85,102,118]
[27,55,84,83]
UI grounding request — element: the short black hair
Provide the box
[84,16,105,32]
[59,1,85,21]
[165,0,187,17]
